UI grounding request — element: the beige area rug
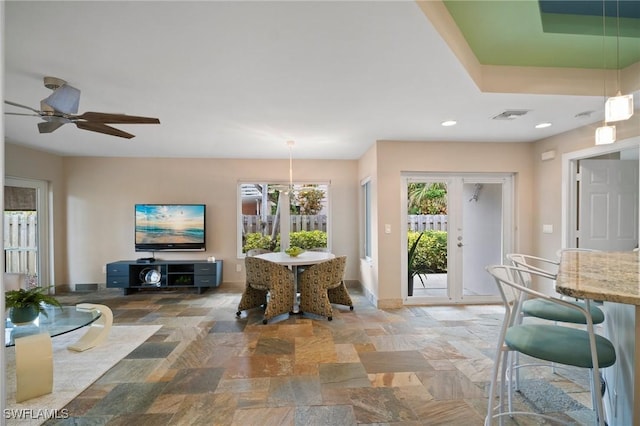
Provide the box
[4,325,161,426]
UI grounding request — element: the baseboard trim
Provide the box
[378,298,403,309]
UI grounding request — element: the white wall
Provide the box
[532,115,640,261]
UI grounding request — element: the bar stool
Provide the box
[485,265,615,426]
[506,253,606,407]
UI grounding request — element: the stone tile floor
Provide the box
[43,283,596,425]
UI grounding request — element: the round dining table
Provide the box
[255,250,335,268]
[255,250,335,312]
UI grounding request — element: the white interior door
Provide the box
[579,158,639,425]
[579,159,638,251]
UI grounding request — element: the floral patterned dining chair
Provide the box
[236,256,294,324]
[298,256,353,321]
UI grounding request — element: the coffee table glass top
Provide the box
[5,305,101,347]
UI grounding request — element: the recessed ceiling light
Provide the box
[535,122,552,129]
[441,120,457,127]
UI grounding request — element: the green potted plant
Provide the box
[408,231,426,297]
[5,286,62,324]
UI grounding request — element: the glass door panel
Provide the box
[407,180,449,299]
[4,178,49,288]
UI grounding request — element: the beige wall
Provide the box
[6,115,640,301]
[357,143,378,306]
[4,146,359,288]
[366,140,535,307]
[4,143,66,287]
[532,115,640,261]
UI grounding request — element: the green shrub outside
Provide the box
[408,230,447,274]
[243,230,327,253]
[289,230,327,250]
[243,233,273,252]
[244,230,445,273]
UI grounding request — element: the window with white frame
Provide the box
[238,182,330,256]
[362,179,372,259]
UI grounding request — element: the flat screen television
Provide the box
[135,204,206,252]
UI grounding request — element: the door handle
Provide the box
[457,242,463,247]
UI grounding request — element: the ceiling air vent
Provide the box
[492,110,530,120]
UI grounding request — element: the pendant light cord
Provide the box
[287,140,295,191]
[615,0,621,94]
[602,0,607,125]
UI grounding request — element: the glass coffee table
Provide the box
[5,303,112,402]
[5,304,102,347]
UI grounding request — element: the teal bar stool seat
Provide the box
[522,298,604,324]
[506,324,615,369]
[506,253,607,411]
[507,253,605,327]
[485,265,615,426]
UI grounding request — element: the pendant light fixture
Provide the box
[605,92,634,122]
[595,125,616,145]
[286,140,295,194]
[604,0,634,122]
[595,0,616,145]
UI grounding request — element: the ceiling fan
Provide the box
[4,76,160,139]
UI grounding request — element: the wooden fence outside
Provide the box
[5,213,443,274]
[243,214,446,234]
[3,212,38,275]
[243,215,328,235]
[408,215,448,232]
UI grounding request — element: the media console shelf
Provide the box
[106,260,222,295]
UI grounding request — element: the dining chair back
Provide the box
[298,256,352,321]
[246,248,272,257]
[485,264,615,426]
[236,256,294,324]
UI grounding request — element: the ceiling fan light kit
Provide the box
[4,76,160,139]
[43,76,66,90]
[42,83,81,115]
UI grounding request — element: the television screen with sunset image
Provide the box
[135,204,206,251]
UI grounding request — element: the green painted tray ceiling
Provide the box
[443,0,640,69]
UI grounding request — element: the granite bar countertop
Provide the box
[556,251,640,305]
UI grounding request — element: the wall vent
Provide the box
[492,110,530,120]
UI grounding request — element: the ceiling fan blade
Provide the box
[38,121,66,134]
[75,121,135,139]
[42,84,80,114]
[5,112,40,117]
[76,112,160,124]
[4,100,41,114]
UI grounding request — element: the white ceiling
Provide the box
[3,1,614,160]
